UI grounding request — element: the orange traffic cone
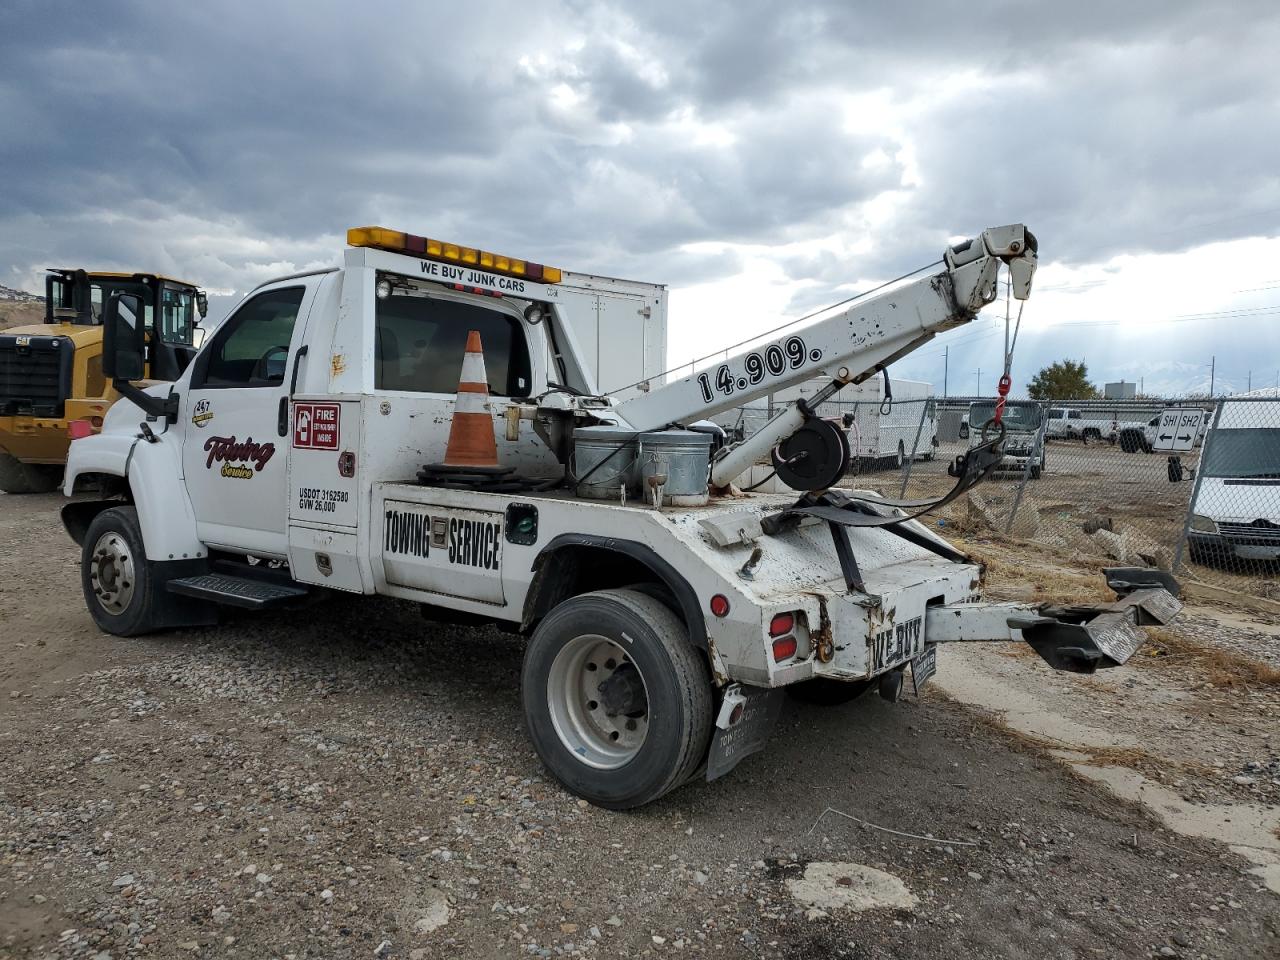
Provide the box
[442,330,500,469]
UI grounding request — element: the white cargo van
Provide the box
[1186,391,1280,564]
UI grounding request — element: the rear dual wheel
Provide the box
[522,589,713,810]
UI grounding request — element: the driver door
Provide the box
[180,282,315,557]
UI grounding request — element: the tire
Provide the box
[1030,465,1042,480]
[0,452,61,494]
[1119,432,1139,454]
[788,678,873,706]
[80,506,159,636]
[522,588,713,810]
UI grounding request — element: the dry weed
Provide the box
[1140,627,1280,688]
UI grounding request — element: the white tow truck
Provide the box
[62,223,1181,809]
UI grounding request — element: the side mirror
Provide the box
[959,422,970,440]
[196,291,208,318]
[192,326,208,349]
[104,292,147,381]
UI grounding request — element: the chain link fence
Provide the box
[715,394,1280,601]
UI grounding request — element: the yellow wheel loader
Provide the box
[0,269,206,493]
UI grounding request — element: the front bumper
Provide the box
[1189,529,1280,562]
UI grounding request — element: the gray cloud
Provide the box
[2,0,1278,321]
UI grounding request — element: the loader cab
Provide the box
[44,269,207,380]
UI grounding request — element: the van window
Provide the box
[375,291,531,396]
[1201,429,1280,479]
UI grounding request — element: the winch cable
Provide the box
[763,426,1006,532]
[769,265,1027,530]
[605,260,945,398]
[993,273,1026,427]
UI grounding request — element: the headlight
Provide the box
[1189,513,1217,534]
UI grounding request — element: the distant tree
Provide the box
[1027,360,1099,400]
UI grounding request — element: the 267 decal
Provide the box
[695,335,822,404]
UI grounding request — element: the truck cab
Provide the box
[0,269,206,493]
[966,399,1046,478]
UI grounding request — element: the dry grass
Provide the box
[958,537,1113,605]
[1140,627,1280,688]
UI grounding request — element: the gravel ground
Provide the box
[2,492,1278,959]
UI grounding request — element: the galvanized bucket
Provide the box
[571,426,640,500]
[638,430,713,506]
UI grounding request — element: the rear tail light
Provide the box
[67,419,94,440]
[769,612,795,637]
[771,635,798,662]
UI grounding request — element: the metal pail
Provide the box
[572,426,640,500]
[638,430,713,506]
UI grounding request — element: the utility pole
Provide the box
[943,346,949,398]
[975,367,982,396]
[1248,370,1252,392]
[1209,356,1215,397]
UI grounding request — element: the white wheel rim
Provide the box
[89,530,135,615]
[547,635,650,769]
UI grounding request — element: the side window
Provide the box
[160,287,195,345]
[200,287,305,387]
[374,289,531,396]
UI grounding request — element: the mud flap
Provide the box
[706,684,785,781]
[1011,583,1182,674]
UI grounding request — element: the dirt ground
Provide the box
[1,491,1278,959]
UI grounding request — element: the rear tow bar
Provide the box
[927,567,1182,674]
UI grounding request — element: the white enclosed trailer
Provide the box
[719,376,937,469]
[61,223,1180,809]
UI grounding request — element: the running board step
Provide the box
[166,573,309,609]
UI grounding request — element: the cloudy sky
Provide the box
[2,1,1278,396]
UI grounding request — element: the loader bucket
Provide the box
[1008,569,1182,674]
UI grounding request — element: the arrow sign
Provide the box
[1153,409,1203,452]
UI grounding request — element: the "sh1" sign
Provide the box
[293,402,340,450]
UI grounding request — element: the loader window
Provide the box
[375,291,531,397]
[199,286,305,387]
[159,286,196,345]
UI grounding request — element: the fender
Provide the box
[525,533,708,650]
[63,430,206,562]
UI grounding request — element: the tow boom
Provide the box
[609,225,1037,486]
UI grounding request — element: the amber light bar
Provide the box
[347,226,563,284]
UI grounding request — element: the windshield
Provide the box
[1202,429,1280,479]
[969,401,1042,431]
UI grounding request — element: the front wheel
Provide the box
[81,506,159,636]
[522,589,713,810]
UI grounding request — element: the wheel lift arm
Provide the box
[924,569,1183,674]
